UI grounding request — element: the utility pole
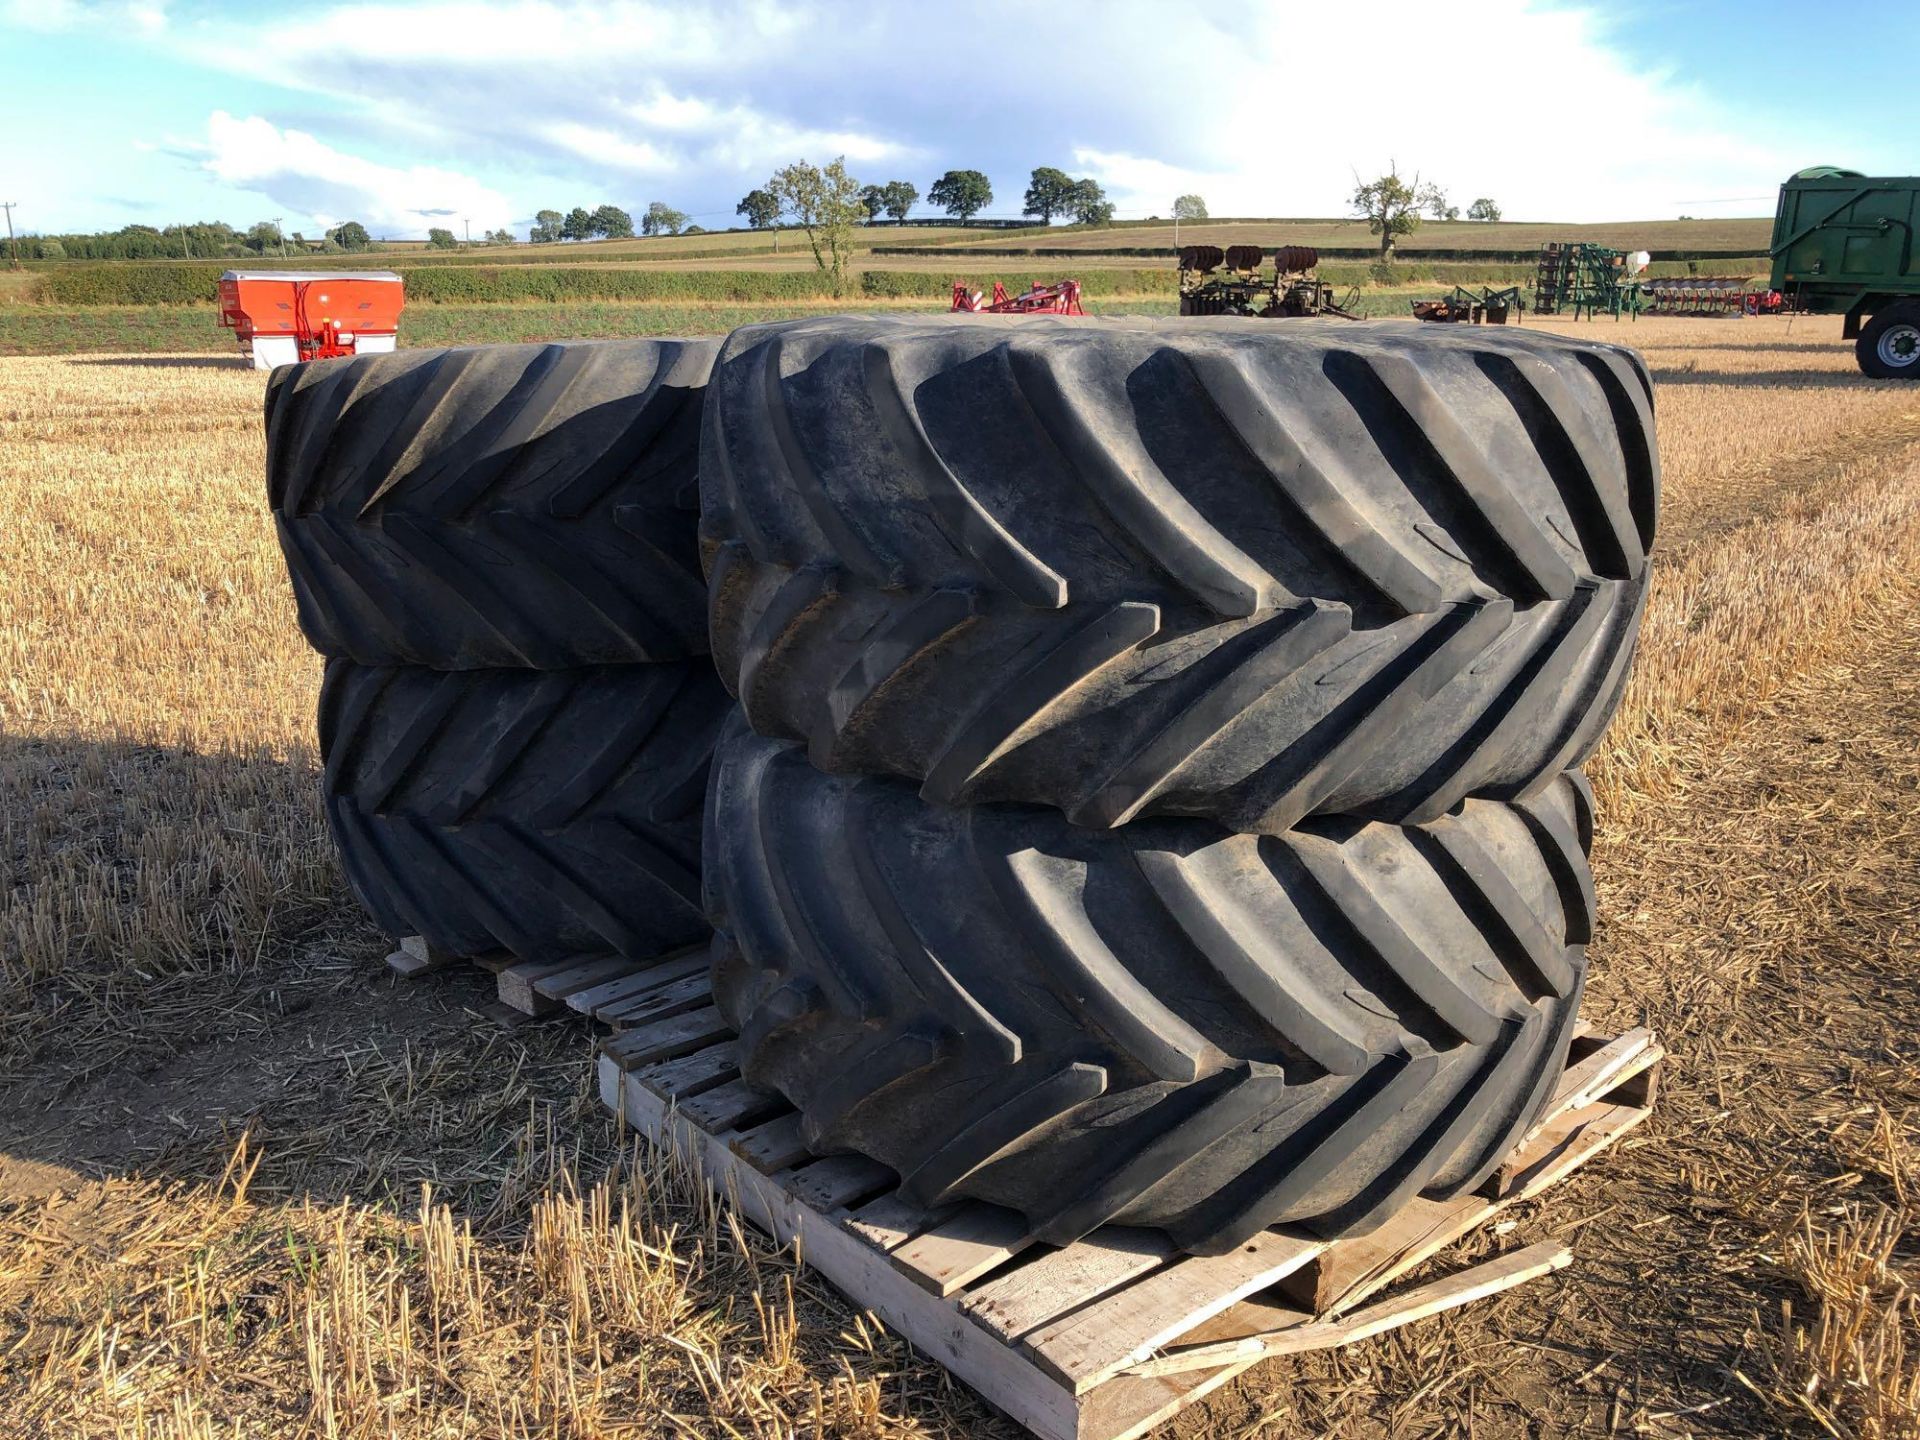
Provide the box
[180,222,191,259]
[463,216,471,248]
[1173,200,1179,248]
[272,216,286,258]
[2,202,19,269]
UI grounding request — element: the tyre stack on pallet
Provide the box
[696,315,1658,1257]
[266,339,732,1005]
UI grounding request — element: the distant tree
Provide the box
[1350,165,1444,261]
[881,180,919,222]
[683,224,706,234]
[929,169,992,221]
[736,188,780,230]
[246,220,284,255]
[562,206,595,241]
[766,156,865,295]
[1173,194,1208,223]
[1467,197,1502,222]
[530,209,564,243]
[592,204,635,238]
[641,202,688,236]
[487,227,516,245]
[35,237,65,260]
[326,220,371,252]
[1023,166,1077,223]
[427,227,458,249]
[1427,188,1453,221]
[1068,178,1114,226]
[858,184,888,223]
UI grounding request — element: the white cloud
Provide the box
[1,0,162,31]
[30,0,1892,234]
[539,122,675,173]
[1058,0,1799,222]
[198,111,514,235]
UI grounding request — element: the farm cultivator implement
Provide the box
[950,278,1085,314]
[1177,244,1360,318]
[1533,242,1647,320]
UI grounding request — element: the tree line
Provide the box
[14,166,1503,266]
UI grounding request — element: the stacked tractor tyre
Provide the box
[267,337,730,967]
[699,315,1656,1256]
[271,314,1656,1261]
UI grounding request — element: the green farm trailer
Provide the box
[1770,166,1920,378]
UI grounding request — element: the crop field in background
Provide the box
[1,314,1916,1440]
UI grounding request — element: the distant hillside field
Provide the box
[889,216,1777,255]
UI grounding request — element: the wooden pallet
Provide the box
[385,936,709,1026]
[597,968,1663,1440]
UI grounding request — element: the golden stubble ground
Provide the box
[0,316,1915,1439]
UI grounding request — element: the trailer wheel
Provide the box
[1858,303,1920,379]
[320,658,727,962]
[708,721,1595,1256]
[268,338,719,670]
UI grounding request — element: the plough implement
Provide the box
[1642,276,1783,316]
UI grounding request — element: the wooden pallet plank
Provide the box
[1503,1098,1653,1204]
[847,1193,945,1254]
[1024,1230,1324,1394]
[733,1113,814,1173]
[572,952,710,1018]
[963,1228,1173,1344]
[634,1041,739,1101]
[679,1077,787,1135]
[1126,1241,1574,1378]
[602,1005,729,1067]
[387,934,461,978]
[602,1054,1086,1440]
[497,957,592,1014]
[890,1203,1034,1298]
[788,1155,898,1214]
[532,955,635,1003]
[600,971,716,1030]
[1280,1044,1665,1317]
[1528,1029,1660,1135]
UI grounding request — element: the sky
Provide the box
[0,0,1913,240]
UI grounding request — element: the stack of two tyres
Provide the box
[267,338,731,966]
[698,315,1659,1256]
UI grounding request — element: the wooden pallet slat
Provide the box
[598,970,1663,1440]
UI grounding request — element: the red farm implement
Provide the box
[218,269,405,369]
[950,278,1085,315]
[1643,276,1784,317]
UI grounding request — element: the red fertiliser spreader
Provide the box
[219,270,405,369]
[950,278,1085,315]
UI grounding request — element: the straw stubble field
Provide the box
[0,316,1915,1439]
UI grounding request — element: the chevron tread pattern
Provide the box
[710,543,1646,833]
[321,659,728,962]
[707,722,1595,1256]
[700,315,1659,623]
[268,337,720,669]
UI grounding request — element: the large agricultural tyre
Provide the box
[707,721,1596,1257]
[701,315,1657,832]
[268,337,721,670]
[712,557,1645,833]
[320,658,729,963]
